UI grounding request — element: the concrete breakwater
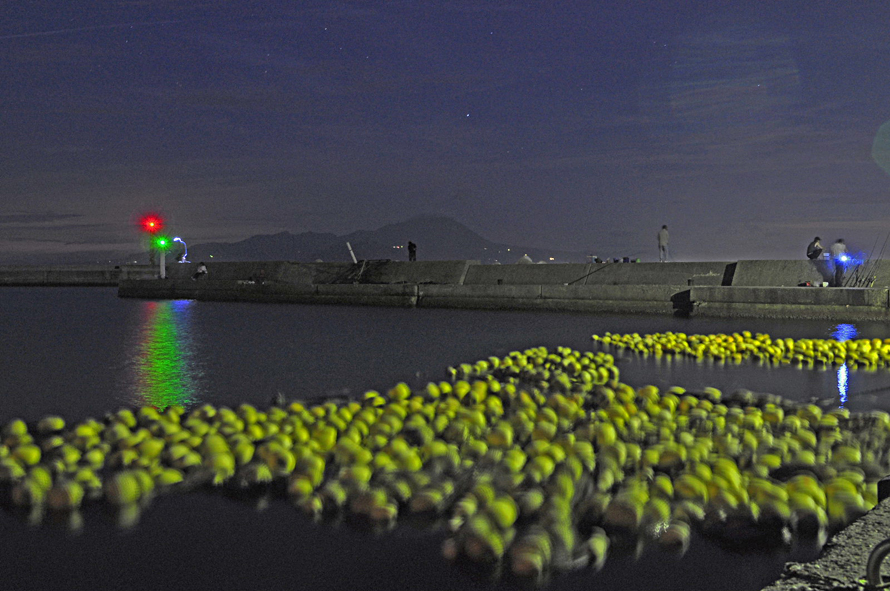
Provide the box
[4,259,890,319]
[0,264,156,286]
[114,258,890,320]
[117,259,721,315]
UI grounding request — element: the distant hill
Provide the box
[0,250,130,266]
[0,216,592,265]
[182,216,589,264]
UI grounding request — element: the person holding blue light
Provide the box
[830,239,848,287]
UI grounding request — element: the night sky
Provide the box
[3,1,890,263]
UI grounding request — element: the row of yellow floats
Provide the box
[1,342,889,584]
[593,330,890,369]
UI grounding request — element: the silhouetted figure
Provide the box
[830,239,847,287]
[658,225,669,262]
[408,241,417,262]
[806,237,823,260]
[192,262,208,280]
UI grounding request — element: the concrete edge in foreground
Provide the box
[760,498,890,591]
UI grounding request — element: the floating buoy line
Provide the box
[1,341,888,585]
[592,331,890,370]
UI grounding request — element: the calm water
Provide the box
[3,288,890,591]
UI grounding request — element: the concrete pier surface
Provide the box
[761,498,890,591]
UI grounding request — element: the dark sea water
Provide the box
[2,287,890,591]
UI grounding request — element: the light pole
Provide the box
[155,236,169,278]
[173,237,188,262]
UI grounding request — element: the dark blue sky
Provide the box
[2,1,890,262]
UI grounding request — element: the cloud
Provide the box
[175,87,305,113]
[0,212,83,224]
[0,212,140,253]
[440,2,528,14]
[0,19,188,41]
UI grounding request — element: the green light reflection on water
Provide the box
[133,300,201,410]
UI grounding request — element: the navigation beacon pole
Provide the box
[153,235,171,279]
[139,213,169,279]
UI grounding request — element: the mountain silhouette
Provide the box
[0,216,593,265]
[184,216,588,264]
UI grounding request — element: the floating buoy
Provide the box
[0,341,886,587]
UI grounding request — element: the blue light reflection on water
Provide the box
[832,323,858,341]
[4,289,890,420]
[6,289,890,591]
[832,323,857,408]
[837,363,849,407]
[109,305,890,421]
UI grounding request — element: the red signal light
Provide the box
[140,214,164,233]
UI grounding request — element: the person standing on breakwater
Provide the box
[408,241,417,262]
[192,262,208,281]
[806,237,823,260]
[657,225,669,262]
[830,239,847,287]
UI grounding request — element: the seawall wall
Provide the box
[460,261,729,287]
[0,264,157,286]
[8,259,890,320]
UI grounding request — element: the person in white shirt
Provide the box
[829,239,847,287]
[657,225,669,262]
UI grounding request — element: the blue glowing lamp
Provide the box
[173,237,188,263]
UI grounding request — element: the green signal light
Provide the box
[153,235,172,250]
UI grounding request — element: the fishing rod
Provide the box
[863,230,890,287]
[848,235,878,287]
[847,231,890,287]
[566,261,617,285]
